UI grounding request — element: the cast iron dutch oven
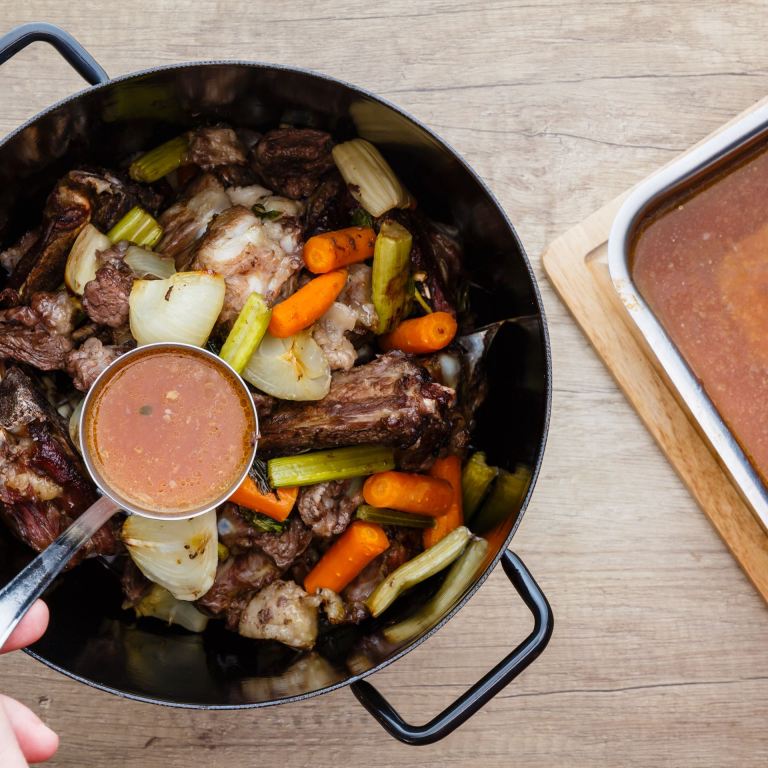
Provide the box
[0,23,553,745]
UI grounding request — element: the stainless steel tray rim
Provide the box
[607,103,768,531]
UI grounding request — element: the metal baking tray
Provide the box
[608,103,768,532]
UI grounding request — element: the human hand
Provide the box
[0,601,59,766]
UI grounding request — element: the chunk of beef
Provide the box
[0,367,117,559]
[252,128,335,199]
[0,328,71,370]
[196,550,281,629]
[157,174,231,267]
[65,337,125,391]
[191,205,303,322]
[186,126,248,170]
[82,263,132,328]
[0,229,39,274]
[120,558,152,608]
[312,302,358,371]
[239,580,321,649]
[258,352,456,465]
[303,171,357,234]
[243,515,312,570]
[5,170,156,302]
[31,291,77,336]
[298,479,362,538]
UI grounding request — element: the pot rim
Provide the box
[4,58,552,709]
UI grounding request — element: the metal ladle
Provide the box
[0,342,258,648]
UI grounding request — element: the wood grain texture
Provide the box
[0,2,766,766]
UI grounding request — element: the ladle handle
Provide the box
[0,495,119,649]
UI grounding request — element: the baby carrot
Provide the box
[423,456,463,548]
[379,311,457,354]
[303,227,376,273]
[229,476,298,522]
[304,520,389,594]
[363,471,453,517]
[268,269,348,338]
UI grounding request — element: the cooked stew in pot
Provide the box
[0,122,527,655]
[84,347,255,514]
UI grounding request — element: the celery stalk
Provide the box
[268,445,395,488]
[366,525,471,617]
[356,504,436,529]
[462,452,499,522]
[108,206,163,248]
[383,536,488,644]
[471,465,531,534]
[219,292,271,374]
[372,220,412,334]
[129,136,189,182]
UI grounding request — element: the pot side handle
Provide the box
[0,23,108,86]
[350,550,553,746]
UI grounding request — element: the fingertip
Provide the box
[1,600,49,654]
[0,695,59,764]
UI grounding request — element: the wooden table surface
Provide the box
[1,2,766,766]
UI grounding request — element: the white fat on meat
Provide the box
[157,174,232,266]
[191,205,303,323]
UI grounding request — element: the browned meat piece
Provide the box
[297,479,362,538]
[247,516,312,569]
[0,229,39,274]
[186,126,248,170]
[0,368,117,559]
[196,550,281,629]
[5,170,156,302]
[120,558,152,608]
[65,337,125,391]
[303,171,357,234]
[157,174,231,268]
[342,527,421,622]
[0,328,72,370]
[252,128,335,199]
[82,263,132,328]
[258,352,456,464]
[0,291,76,335]
[239,580,321,649]
[190,205,303,322]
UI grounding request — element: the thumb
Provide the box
[0,695,58,764]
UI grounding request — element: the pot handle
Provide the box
[350,550,553,745]
[0,23,108,85]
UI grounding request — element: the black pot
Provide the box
[0,23,553,745]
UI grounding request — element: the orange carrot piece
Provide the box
[423,456,463,548]
[268,269,348,338]
[304,520,389,594]
[303,227,376,273]
[363,471,453,517]
[228,476,298,522]
[379,311,457,354]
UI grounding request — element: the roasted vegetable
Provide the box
[122,511,218,601]
[228,477,298,522]
[268,269,348,338]
[355,504,435,529]
[363,470,453,516]
[332,138,411,217]
[241,330,331,401]
[134,583,209,633]
[304,520,389,594]
[371,220,412,334]
[366,525,471,617]
[471,466,531,534]
[379,311,457,354]
[108,206,163,248]
[219,292,271,374]
[268,445,395,488]
[423,455,463,547]
[124,245,175,279]
[129,271,225,346]
[129,136,189,183]
[64,224,112,295]
[462,451,498,522]
[303,227,376,273]
[383,535,488,644]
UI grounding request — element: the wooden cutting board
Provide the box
[542,98,768,602]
